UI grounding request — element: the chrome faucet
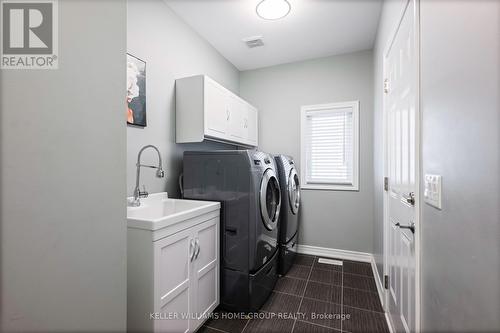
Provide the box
[129,145,165,207]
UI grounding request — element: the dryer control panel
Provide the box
[252,151,272,168]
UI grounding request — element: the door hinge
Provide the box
[384,177,389,191]
[384,275,389,289]
[384,78,390,94]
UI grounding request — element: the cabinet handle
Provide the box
[226,109,230,121]
[189,239,195,261]
[194,238,200,259]
[244,118,248,128]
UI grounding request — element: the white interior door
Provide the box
[384,0,419,332]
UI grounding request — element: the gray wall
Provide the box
[374,0,500,331]
[420,1,500,331]
[127,0,240,198]
[372,0,405,285]
[240,51,375,253]
[0,1,127,332]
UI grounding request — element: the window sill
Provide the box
[301,184,359,192]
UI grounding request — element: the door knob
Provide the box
[403,192,415,206]
[395,222,416,234]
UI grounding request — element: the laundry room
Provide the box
[126,1,377,330]
[1,0,499,333]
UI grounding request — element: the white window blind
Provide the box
[301,102,359,191]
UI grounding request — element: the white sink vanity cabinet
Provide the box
[127,193,220,333]
[176,75,258,147]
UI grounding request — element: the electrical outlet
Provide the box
[424,174,442,209]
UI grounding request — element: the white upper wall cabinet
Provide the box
[176,75,258,147]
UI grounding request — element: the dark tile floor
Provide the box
[199,254,389,333]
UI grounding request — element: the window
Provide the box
[300,101,359,191]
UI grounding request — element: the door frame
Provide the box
[382,0,421,332]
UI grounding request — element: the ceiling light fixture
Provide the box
[256,0,291,20]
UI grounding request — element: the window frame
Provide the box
[300,101,360,191]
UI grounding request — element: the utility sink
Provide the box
[127,192,220,231]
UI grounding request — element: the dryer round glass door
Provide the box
[288,168,300,215]
[260,169,281,231]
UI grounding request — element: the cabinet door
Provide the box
[154,228,194,333]
[204,79,228,137]
[191,218,219,331]
[228,96,246,140]
[246,105,258,146]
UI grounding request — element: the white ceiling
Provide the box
[164,0,383,71]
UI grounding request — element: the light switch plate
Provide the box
[424,174,442,209]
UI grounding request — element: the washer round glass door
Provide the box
[260,168,281,231]
[288,168,300,215]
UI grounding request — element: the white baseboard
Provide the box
[370,257,386,309]
[297,244,395,333]
[385,312,395,333]
[369,259,395,333]
[296,244,373,263]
